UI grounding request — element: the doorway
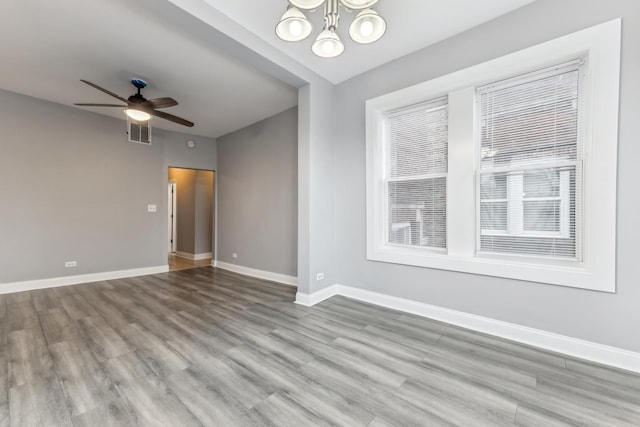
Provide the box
[167,167,215,271]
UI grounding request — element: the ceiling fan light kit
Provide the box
[276,0,386,57]
[125,108,151,122]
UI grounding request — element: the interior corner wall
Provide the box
[0,89,216,286]
[332,0,640,352]
[304,81,337,293]
[194,170,214,254]
[216,107,298,277]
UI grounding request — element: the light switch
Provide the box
[147,204,157,212]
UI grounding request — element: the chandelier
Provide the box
[275,0,387,58]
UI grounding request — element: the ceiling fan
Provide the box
[74,78,194,127]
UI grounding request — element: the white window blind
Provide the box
[477,62,584,259]
[386,97,448,249]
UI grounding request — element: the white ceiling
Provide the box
[201,0,537,84]
[0,0,536,139]
[0,0,298,138]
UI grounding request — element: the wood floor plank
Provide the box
[59,294,99,321]
[396,375,518,427]
[164,335,276,409]
[30,289,62,312]
[226,344,376,426]
[39,307,85,347]
[49,340,118,417]
[7,328,55,388]
[75,316,132,363]
[71,398,137,427]
[113,373,201,427]
[164,366,261,426]
[272,328,408,388]
[6,301,39,333]
[9,376,73,427]
[117,323,189,379]
[368,416,398,427]
[75,289,130,330]
[250,392,333,427]
[5,293,30,305]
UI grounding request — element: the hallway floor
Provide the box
[168,254,212,272]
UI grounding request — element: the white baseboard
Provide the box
[174,252,212,260]
[296,284,640,374]
[0,265,170,295]
[295,285,339,306]
[215,261,297,287]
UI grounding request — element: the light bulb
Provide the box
[322,40,334,55]
[349,9,386,44]
[125,109,151,122]
[289,20,303,37]
[276,7,312,42]
[312,29,344,57]
[359,19,374,37]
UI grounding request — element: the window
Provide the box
[387,98,448,249]
[366,19,620,292]
[477,63,583,259]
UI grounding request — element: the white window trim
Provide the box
[366,19,620,293]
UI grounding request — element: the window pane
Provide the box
[478,62,583,260]
[480,174,507,200]
[388,178,446,249]
[523,200,560,232]
[390,102,448,178]
[523,170,559,198]
[480,69,579,169]
[480,201,508,231]
[480,235,577,258]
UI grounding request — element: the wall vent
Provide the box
[127,119,152,145]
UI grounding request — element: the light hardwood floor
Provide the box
[168,254,212,272]
[1,267,639,426]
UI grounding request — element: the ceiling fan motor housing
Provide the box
[131,78,148,89]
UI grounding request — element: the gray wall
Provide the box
[331,0,640,352]
[0,89,216,285]
[194,170,214,254]
[217,107,298,277]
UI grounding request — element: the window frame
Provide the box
[365,19,621,292]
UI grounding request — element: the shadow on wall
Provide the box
[168,167,215,260]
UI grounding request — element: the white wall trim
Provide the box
[295,284,339,306]
[0,265,170,295]
[215,261,297,287]
[175,251,213,260]
[366,19,621,292]
[296,283,640,374]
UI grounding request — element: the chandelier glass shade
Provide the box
[276,0,386,57]
[275,7,314,41]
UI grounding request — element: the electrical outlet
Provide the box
[147,204,157,212]
[316,272,324,281]
[232,253,238,259]
[65,261,77,268]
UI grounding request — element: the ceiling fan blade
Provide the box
[74,103,127,107]
[148,97,178,109]
[152,110,194,127]
[80,79,128,103]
